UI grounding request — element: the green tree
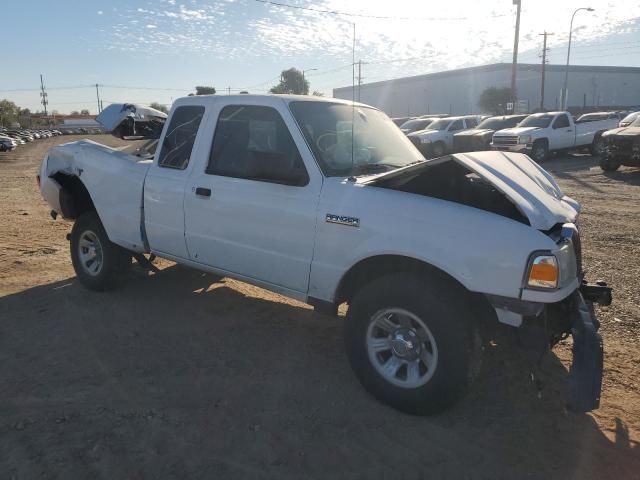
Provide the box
[149,102,169,113]
[270,68,309,95]
[70,111,80,116]
[0,99,20,126]
[80,109,90,115]
[478,87,513,115]
[312,90,324,97]
[194,86,216,95]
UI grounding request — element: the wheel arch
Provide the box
[52,172,97,220]
[336,255,491,311]
[335,254,497,337]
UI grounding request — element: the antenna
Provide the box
[351,22,356,177]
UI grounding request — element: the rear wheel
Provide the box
[530,140,548,162]
[70,212,131,291]
[344,273,481,415]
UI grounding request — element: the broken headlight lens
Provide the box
[527,255,558,289]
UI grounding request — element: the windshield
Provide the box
[400,118,433,130]
[631,117,640,127]
[519,114,554,128]
[289,101,424,177]
[476,116,522,130]
[622,112,639,124]
[577,113,611,122]
[425,119,452,131]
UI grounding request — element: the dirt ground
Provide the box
[0,136,638,479]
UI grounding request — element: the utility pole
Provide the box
[39,74,49,118]
[510,0,522,105]
[227,86,231,95]
[539,31,553,111]
[95,84,102,114]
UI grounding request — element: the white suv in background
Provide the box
[407,115,482,157]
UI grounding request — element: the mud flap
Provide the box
[567,292,603,413]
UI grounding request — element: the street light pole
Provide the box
[302,68,317,94]
[562,7,594,110]
[510,0,522,107]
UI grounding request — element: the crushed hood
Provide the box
[602,126,640,137]
[96,103,167,140]
[363,151,578,230]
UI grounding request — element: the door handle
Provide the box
[566,129,573,132]
[195,187,211,197]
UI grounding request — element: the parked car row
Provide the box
[0,128,63,152]
[397,110,638,169]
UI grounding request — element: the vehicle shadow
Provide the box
[602,168,640,186]
[0,265,638,479]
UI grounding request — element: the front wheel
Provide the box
[345,273,481,415]
[590,136,605,157]
[599,156,621,172]
[530,140,548,162]
[431,141,446,158]
[70,212,131,291]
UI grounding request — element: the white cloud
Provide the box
[97,10,103,15]
[102,0,640,80]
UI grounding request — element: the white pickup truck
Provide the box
[38,96,611,415]
[491,111,618,161]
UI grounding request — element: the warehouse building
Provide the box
[333,63,640,117]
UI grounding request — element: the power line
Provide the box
[251,0,514,21]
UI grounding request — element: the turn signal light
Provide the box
[527,255,558,289]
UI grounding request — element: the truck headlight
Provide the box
[526,255,558,289]
[420,138,431,144]
[519,135,532,144]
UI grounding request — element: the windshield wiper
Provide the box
[352,163,398,175]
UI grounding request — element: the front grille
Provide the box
[492,135,519,146]
[607,136,636,155]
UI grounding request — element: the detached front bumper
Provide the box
[566,283,610,412]
[501,280,610,413]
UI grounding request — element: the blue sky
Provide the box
[2,0,639,113]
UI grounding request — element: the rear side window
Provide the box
[465,117,478,128]
[552,115,570,129]
[207,105,308,186]
[158,105,205,170]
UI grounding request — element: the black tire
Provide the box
[431,141,446,158]
[344,272,481,415]
[599,155,621,172]
[70,212,131,291]
[530,140,548,162]
[590,136,605,157]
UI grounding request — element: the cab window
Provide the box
[552,115,570,129]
